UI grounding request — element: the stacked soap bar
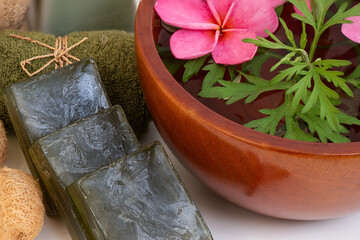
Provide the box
[4,59,213,239]
[30,106,139,239]
[4,58,110,216]
[68,143,212,240]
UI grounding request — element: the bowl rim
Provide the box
[135,0,360,156]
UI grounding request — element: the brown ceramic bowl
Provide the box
[135,0,360,220]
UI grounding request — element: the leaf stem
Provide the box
[296,49,310,63]
[309,30,321,62]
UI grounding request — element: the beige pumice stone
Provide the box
[0,167,44,240]
[0,120,7,167]
[0,0,31,30]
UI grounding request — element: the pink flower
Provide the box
[271,0,286,8]
[155,0,279,65]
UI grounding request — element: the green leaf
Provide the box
[300,111,350,143]
[312,0,335,26]
[157,45,186,74]
[313,59,352,67]
[302,71,340,131]
[239,72,290,103]
[271,63,308,84]
[199,73,289,105]
[347,43,360,80]
[337,111,360,126]
[271,52,296,72]
[265,29,290,47]
[313,0,335,14]
[243,37,293,51]
[275,5,284,17]
[279,17,297,48]
[201,64,226,89]
[300,22,308,49]
[228,66,237,80]
[288,0,316,27]
[182,55,208,82]
[314,66,353,97]
[291,13,314,26]
[283,115,318,142]
[347,78,360,88]
[292,103,359,143]
[198,81,255,102]
[321,2,352,33]
[347,66,360,80]
[245,52,273,76]
[245,103,288,135]
[162,58,185,75]
[334,0,352,9]
[342,2,360,19]
[157,45,173,58]
[286,69,313,114]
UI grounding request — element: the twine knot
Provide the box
[10,34,88,77]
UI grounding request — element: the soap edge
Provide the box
[29,141,88,240]
[3,86,59,216]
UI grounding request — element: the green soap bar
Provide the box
[30,105,139,240]
[67,142,213,240]
[3,58,110,216]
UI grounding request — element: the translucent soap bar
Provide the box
[3,58,110,215]
[5,58,110,143]
[29,105,139,240]
[67,142,213,240]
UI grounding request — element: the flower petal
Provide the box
[271,0,285,8]
[224,0,279,37]
[211,29,258,65]
[155,0,219,30]
[170,29,219,60]
[342,16,360,43]
[206,0,234,23]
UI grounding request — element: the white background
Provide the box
[5,122,360,240]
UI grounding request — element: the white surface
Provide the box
[4,122,360,240]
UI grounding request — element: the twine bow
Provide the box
[10,34,88,77]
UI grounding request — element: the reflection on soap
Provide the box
[68,143,213,240]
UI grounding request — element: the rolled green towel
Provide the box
[0,30,150,136]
